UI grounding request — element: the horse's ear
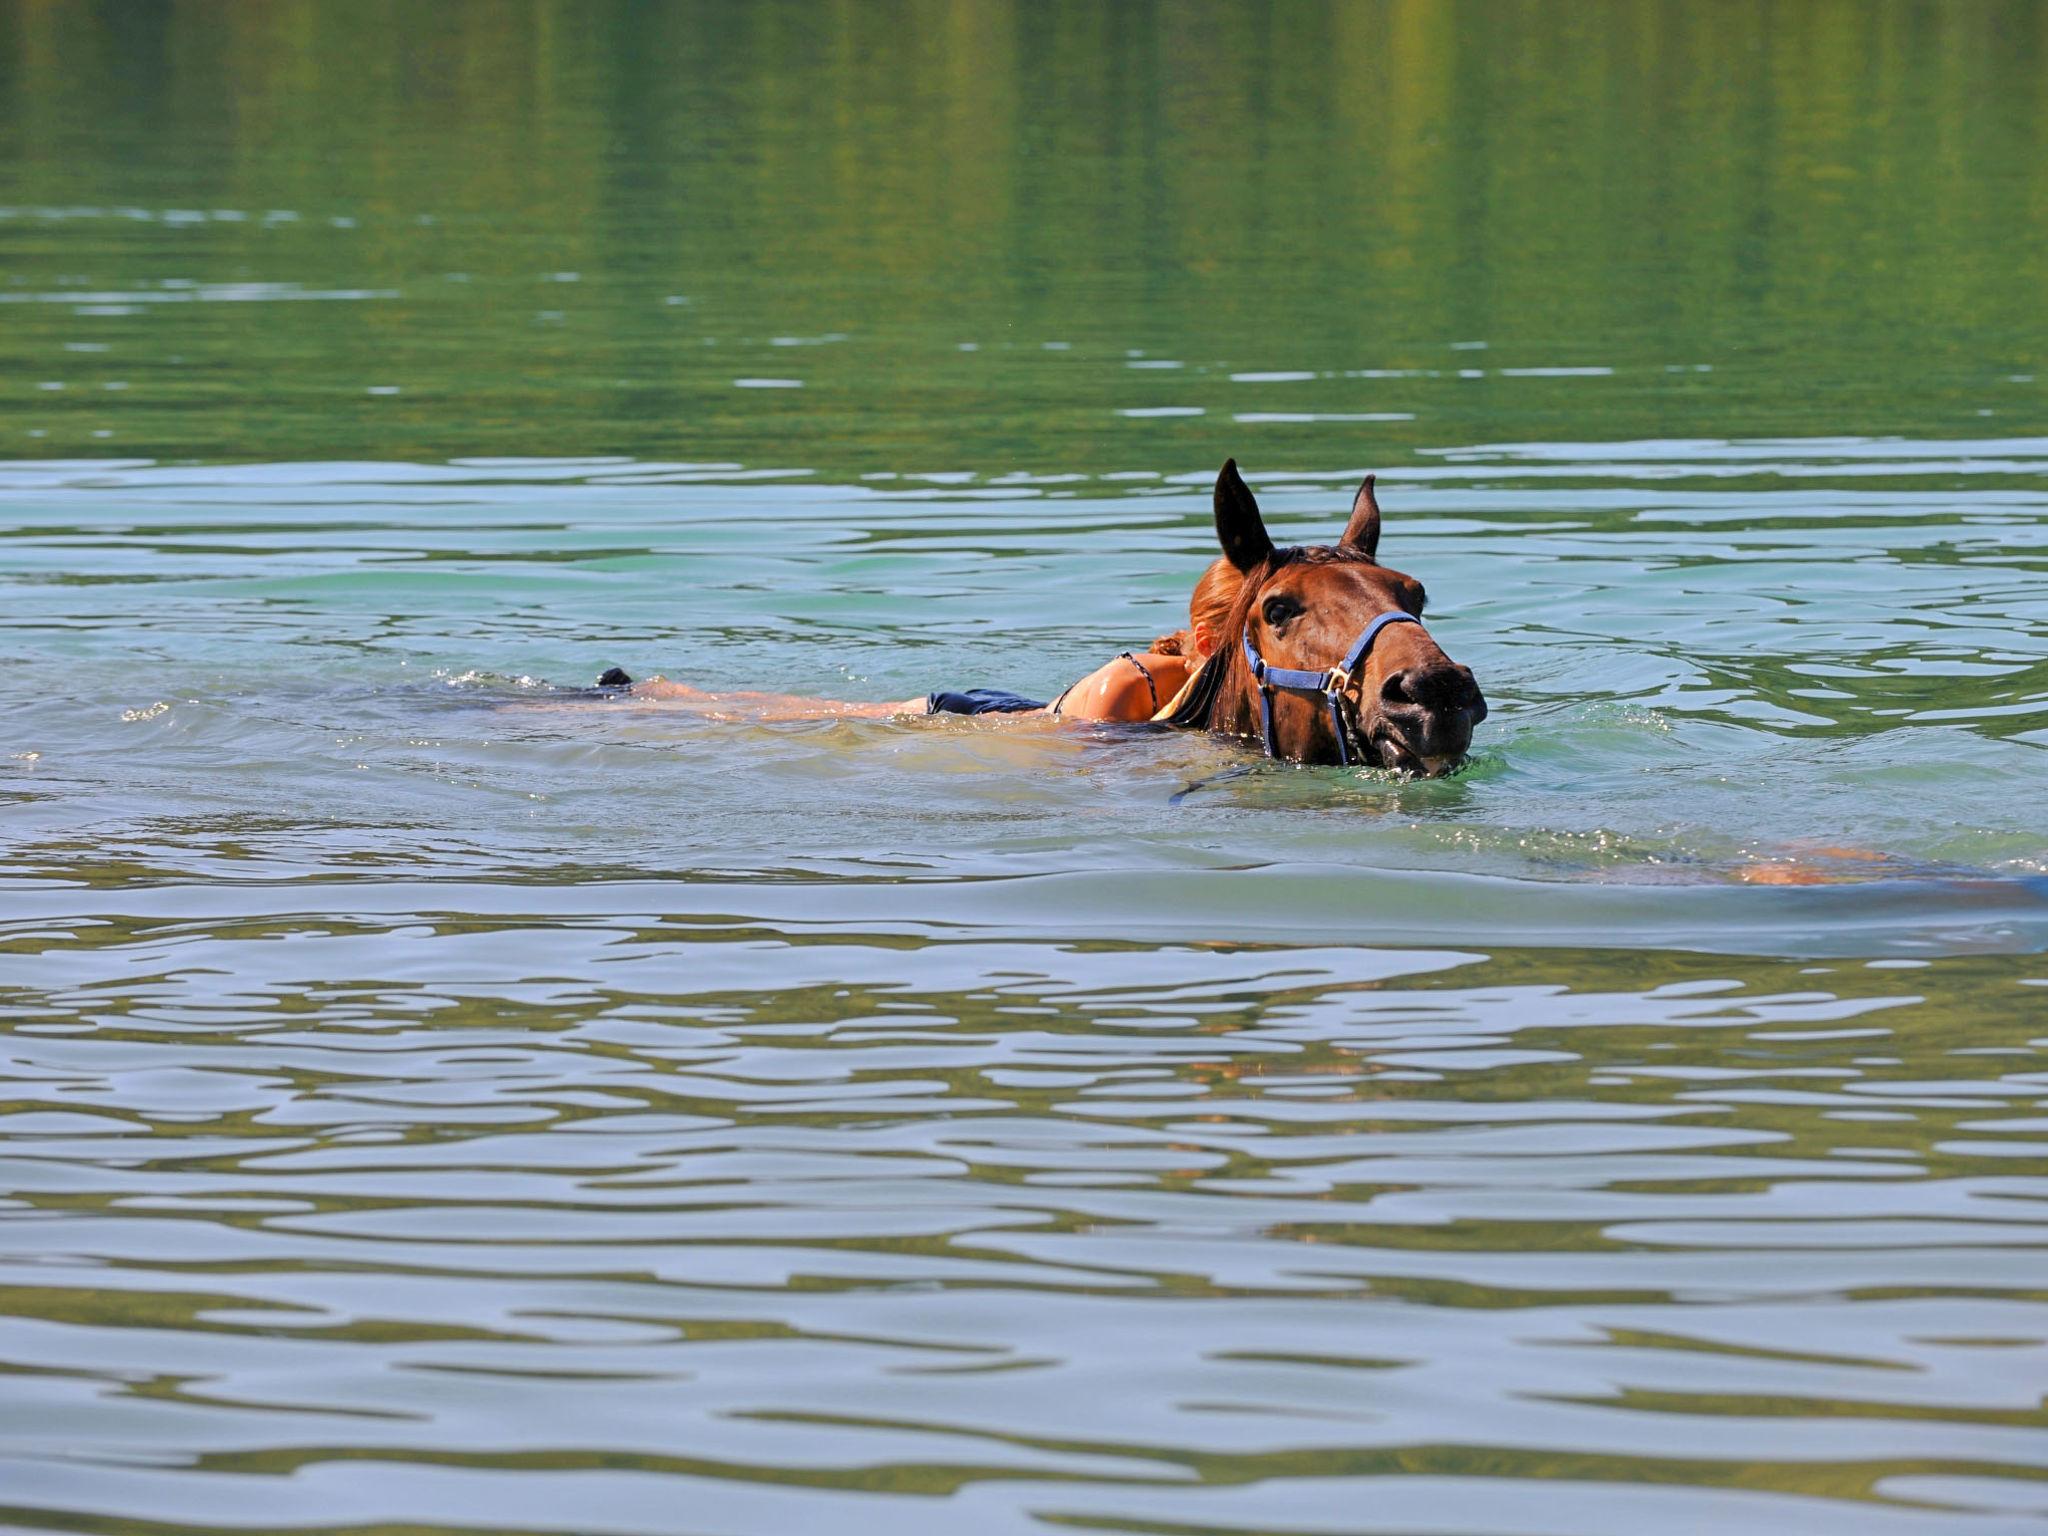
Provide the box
[1214,458,1274,572]
[1340,474,1382,559]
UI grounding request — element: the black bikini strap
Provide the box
[1119,652,1159,712]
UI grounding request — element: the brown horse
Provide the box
[1178,459,1486,774]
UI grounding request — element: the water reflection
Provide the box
[2,1,2045,466]
[4,904,2046,1533]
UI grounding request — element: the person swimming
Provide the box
[601,558,1242,726]
[1017,554,1241,723]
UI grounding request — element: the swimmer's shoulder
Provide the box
[1058,651,1193,722]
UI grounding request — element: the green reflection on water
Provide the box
[3,0,2046,471]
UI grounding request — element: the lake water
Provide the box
[4,4,2048,1534]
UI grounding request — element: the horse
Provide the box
[1170,459,1486,774]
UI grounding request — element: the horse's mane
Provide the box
[1161,647,1228,729]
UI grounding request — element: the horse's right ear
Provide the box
[1340,474,1382,559]
[1214,458,1274,572]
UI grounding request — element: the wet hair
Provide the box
[1150,557,1243,656]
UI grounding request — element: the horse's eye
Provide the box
[1262,595,1300,627]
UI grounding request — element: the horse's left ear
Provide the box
[1214,458,1275,572]
[1340,474,1382,559]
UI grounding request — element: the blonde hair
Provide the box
[1151,557,1243,656]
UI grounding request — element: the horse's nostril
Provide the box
[1383,666,1475,713]
[1377,665,1486,746]
[1448,667,1487,721]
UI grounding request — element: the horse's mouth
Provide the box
[1353,679,1486,775]
[1356,714,1472,777]
[1372,735,1463,777]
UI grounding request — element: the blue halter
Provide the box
[1241,608,1421,766]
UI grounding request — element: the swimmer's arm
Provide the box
[628,678,925,719]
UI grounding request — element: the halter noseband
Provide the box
[1241,601,1420,767]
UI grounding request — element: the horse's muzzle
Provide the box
[1369,663,1488,773]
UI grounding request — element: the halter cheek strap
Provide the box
[1242,609,1420,766]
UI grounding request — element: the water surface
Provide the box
[4,5,2048,1534]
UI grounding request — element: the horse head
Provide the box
[1205,459,1486,774]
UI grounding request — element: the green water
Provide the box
[4,4,2048,1534]
[6,0,2048,468]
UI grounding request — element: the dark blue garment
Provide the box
[926,688,1047,716]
